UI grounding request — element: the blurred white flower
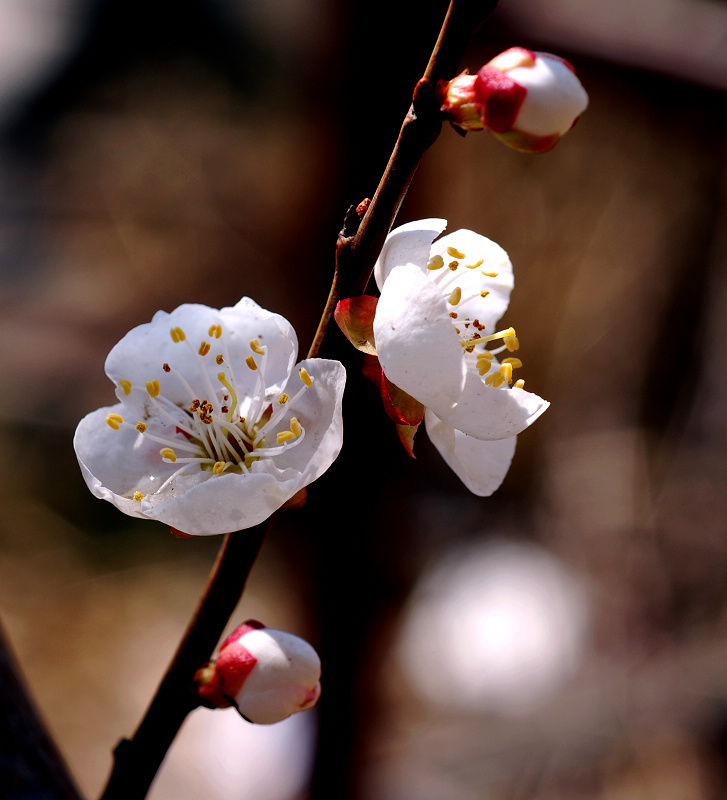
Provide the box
[399,540,589,715]
[74,298,345,535]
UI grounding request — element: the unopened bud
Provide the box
[439,47,588,153]
[195,620,322,724]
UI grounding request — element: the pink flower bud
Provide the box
[196,620,322,724]
[439,47,588,152]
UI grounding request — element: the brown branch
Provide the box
[95,2,499,798]
[98,522,268,800]
[309,0,499,356]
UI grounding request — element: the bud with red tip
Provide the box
[439,47,588,153]
[195,620,322,724]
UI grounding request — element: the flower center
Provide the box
[426,242,526,390]
[106,323,313,500]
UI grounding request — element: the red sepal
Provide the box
[282,487,307,509]
[334,296,378,355]
[396,423,420,459]
[380,373,425,427]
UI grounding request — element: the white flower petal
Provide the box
[425,409,517,496]
[74,404,179,517]
[373,218,447,290]
[431,229,514,332]
[437,366,550,440]
[374,262,465,413]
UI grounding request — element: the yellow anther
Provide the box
[485,371,505,388]
[216,354,224,365]
[448,261,459,271]
[246,356,258,371]
[162,363,171,373]
[136,422,147,433]
[213,461,226,475]
[481,270,499,278]
[505,334,520,352]
[464,327,516,348]
[250,338,265,355]
[278,393,289,405]
[106,413,123,430]
[146,380,160,398]
[119,379,132,395]
[427,255,444,270]
[160,448,177,462]
[500,363,513,384]
[300,367,313,387]
[466,258,484,269]
[448,287,462,306]
[478,361,492,376]
[208,324,222,339]
[217,373,238,422]
[449,312,458,319]
[447,246,466,259]
[133,492,145,501]
[170,327,186,343]
[480,290,490,298]
[290,417,302,437]
[477,351,494,360]
[514,379,525,389]
[277,431,296,444]
[501,357,522,369]
[198,341,211,356]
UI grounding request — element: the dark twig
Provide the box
[98,522,268,800]
[95,2,498,798]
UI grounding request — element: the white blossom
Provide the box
[74,298,345,534]
[373,219,548,494]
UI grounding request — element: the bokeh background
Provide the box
[2,0,727,798]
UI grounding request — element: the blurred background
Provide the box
[2,0,727,798]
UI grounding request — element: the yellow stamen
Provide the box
[278,393,289,405]
[277,431,296,444]
[218,372,238,422]
[427,255,444,270]
[485,371,505,388]
[208,324,222,339]
[477,351,494,360]
[480,290,490,298]
[481,270,499,278]
[146,380,160,398]
[447,246,466,259]
[448,287,462,306]
[501,357,522,369]
[246,356,258,371]
[299,367,313,387]
[133,491,145,501]
[160,448,177,462]
[213,461,226,475]
[198,341,211,356]
[448,261,459,271]
[170,327,186,343]
[505,334,520,351]
[250,338,265,355]
[464,327,516,348]
[136,422,147,433]
[216,354,224,365]
[478,361,492,375]
[119,379,132,395]
[514,379,525,389]
[449,312,458,319]
[106,413,123,430]
[500,363,513,384]
[466,258,484,269]
[290,417,302,437]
